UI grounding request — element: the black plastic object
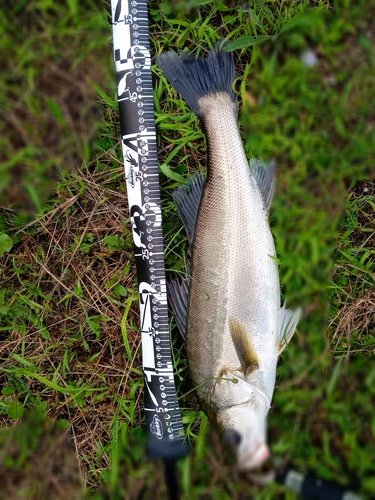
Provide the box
[275,467,365,500]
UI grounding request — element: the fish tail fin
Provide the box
[156,42,237,117]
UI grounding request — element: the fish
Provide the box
[157,43,301,471]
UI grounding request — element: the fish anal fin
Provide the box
[277,304,302,354]
[229,317,259,376]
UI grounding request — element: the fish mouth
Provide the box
[238,443,270,471]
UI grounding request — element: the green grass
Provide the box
[0,0,375,499]
[0,0,112,215]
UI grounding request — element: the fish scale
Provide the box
[189,92,280,404]
[157,44,301,471]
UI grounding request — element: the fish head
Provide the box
[218,393,270,470]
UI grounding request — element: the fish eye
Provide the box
[224,430,242,447]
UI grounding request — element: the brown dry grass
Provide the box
[0,159,145,489]
[330,290,375,355]
[329,180,375,357]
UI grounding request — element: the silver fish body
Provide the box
[188,92,279,468]
[157,46,300,470]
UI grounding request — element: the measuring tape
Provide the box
[110,0,188,459]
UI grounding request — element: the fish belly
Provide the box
[186,94,280,406]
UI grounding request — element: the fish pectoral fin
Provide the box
[229,317,260,376]
[277,304,302,354]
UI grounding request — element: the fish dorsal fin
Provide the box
[229,317,260,376]
[167,272,190,340]
[172,172,206,244]
[277,304,302,354]
[250,159,276,213]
